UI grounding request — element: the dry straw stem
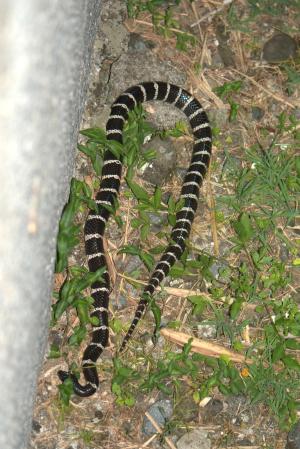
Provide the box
[232,68,296,109]
[189,69,226,109]
[160,328,253,364]
[191,0,234,27]
[206,163,220,256]
[119,273,210,299]
[104,236,117,285]
[190,0,204,41]
[134,18,196,38]
[232,31,247,72]
[119,274,259,312]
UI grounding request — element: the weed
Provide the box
[127,0,198,52]
[281,64,300,96]
[247,0,300,16]
[79,429,94,445]
[214,80,243,122]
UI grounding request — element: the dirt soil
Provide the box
[30,1,299,448]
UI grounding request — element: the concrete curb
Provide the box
[0,1,101,447]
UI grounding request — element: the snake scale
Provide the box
[58,81,212,396]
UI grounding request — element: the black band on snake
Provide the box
[58,81,212,397]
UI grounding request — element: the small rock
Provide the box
[94,409,104,420]
[148,211,168,232]
[217,45,236,67]
[141,137,177,186]
[31,419,41,433]
[142,399,173,436]
[210,51,225,69]
[204,398,223,418]
[251,106,264,121]
[209,107,229,128]
[294,108,300,121]
[197,323,217,340]
[279,244,289,262]
[215,20,236,67]
[240,412,250,423]
[121,255,142,274]
[128,33,155,52]
[177,429,211,449]
[175,390,199,422]
[113,293,128,310]
[286,420,300,449]
[122,420,134,435]
[238,438,253,446]
[209,261,228,280]
[262,34,298,63]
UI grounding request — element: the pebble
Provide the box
[175,390,199,422]
[251,106,265,121]
[286,420,300,449]
[142,399,173,435]
[209,261,228,280]
[262,33,297,63]
[197,323,217,340]
[141,137,177,186]
[204,398,223,418]
[176,429,211,449]
[128,32,155,52]
[31,420,41,433]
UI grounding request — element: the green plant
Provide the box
[281,64,300,96]
[220,114,299,234]
[214,80,243,122]
[247,0,300,16]
[55,178,92,272]
[79,429,94,446]
[127,0,197,52]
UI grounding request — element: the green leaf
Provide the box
[111,318,123,334]
[58,377,74,406]
[232,213,254,244]
[80,127,107,142]
[229,297,243,319]
[282,355,300,370]
[229,100,239,121]
[76,298,91,325]
[149,298,161,337]
[140,223,150,241]
[214,80,243,99]
[285,338,300,350]
[124,395,135,407]
[48,343,61,359]
[118,244,140,256]
[187,295,208,315]
[140,251,154,271]
[153,186,162,209]
[77,142,103,176]
[69,326,87,346]
[126,178,150,202]
[272,343,285,363]
[218,383,231,395]
[295,156,300,177]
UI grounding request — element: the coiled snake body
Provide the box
[58,81,212,396]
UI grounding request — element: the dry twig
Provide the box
[191,0,234,27]
[160,328,253,364]
[232,68,296,109]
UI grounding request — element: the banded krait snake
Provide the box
[58,81,212,396]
